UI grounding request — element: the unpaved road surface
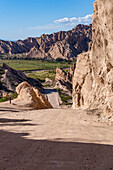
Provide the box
[0,104,113,170]
[44,88,60,108]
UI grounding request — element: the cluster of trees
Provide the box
[0,54,76,63]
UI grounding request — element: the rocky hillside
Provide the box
[0,24,92,60]
[0,63,42,97]
[73,0,113,117]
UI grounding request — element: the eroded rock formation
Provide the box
[14,82,53,109]
[0,63,42,97]
[0,24,92,60]
[73,0,113,116]
[55,65,75,93]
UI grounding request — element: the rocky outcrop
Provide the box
[45,78,53,83]
[33,87,53,109]
[14,82,53,109]
[0,24,92,60]
[73,0,113,116]
[55,67,67,82]
[0,63,42,97]
[73,52,92,108]
[55,65,75,93]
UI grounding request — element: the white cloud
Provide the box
[28,14,92,32]
[54,17,69,24]
[54,14,92,24]
[70,17,77,22]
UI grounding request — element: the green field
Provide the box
[27,70,56,82]
[27,69,70,82]
[0,59,74,72]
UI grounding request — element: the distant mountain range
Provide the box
[0,24,92,60]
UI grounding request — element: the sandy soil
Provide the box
[0,103,113,170]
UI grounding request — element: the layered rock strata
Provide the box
[0,24,92,60]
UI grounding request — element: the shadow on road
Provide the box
[0,118,31,123]
[0,109,19,112]
[0,106,20,112]
[0,118,38,127]
[0,130,113,170]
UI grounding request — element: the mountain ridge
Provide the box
[0,24,92,60]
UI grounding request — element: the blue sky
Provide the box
[0,0,94,41]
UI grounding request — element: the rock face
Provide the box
[55,65,75,93]
[0,63,42,97]
[55,67,67,82]
[0,24,92,60]
[14,82,53,109]
[73,52,92,108]
[73,0,113,115]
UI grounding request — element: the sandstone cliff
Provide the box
[73,0,113,116]
[0,24,92,60]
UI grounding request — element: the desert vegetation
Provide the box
[57,88,72,106]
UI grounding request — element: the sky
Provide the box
[0,0,94,41]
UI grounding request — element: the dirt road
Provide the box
[0,105,113,170]
[44,88,60,108]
